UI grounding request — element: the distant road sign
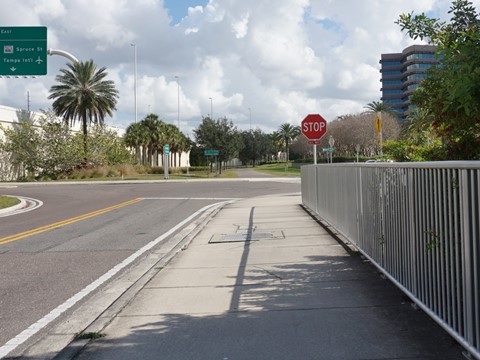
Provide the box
[301,114,327,140]
[204,149,219,156]
[323,148,333,152]
[375,113,382,134]
[0,26,47,76]
[164,144,170,155]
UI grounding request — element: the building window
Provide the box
[383,89,403,94]
[382,79,403,86]
[382,61,402,66]
[406,63,433,71]
[406,53,436,61]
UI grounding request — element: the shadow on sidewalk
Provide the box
[69,251,463,360]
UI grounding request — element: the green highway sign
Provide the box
[204,149,219,156]
[0,26,47,76]
[323,148,333,152]
[164,144,170,155]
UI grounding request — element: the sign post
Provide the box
[375,112,383,158]
[0,27,47,76]
[301,114,327,164]
[164,144,170,179]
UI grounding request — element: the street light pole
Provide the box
[209,97,213,119]
[175,76,180,129]
[248,107,252,131]
[131,43,137,123]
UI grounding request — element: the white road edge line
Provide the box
[0,200,232,359]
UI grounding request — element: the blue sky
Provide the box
[164,0,208,24]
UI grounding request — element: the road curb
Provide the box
[17,200,233,360]
[0,196,26,215]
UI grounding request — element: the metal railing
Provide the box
[301,162,480,359]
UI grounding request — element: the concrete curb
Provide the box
[18,200,232,360]
[0,196,26,215]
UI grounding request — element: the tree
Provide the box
[124,122,148,164]
[49,60,119,156]
[364,101,397,118]
[194,117,243,173]
[315,113,401,158]
[397,0,480,159]
[277,123,301,163]
[239,129,272,166]
[0,110,131,180]
[142,114,166,166]
[0,120,41,179]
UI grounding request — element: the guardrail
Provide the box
[301,162,480,359]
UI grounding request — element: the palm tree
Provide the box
[124,122,148,164]
[364,101,397,117]
[402,107,435,144]
[277,123,301,163]
[49,60,119,155]
[142,114,166,166]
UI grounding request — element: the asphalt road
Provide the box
[0,178,300,353]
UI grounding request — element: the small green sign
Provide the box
[0,26,47,76]
[323,148,333,152]
[204,149,219,156]
[164,144,170,155]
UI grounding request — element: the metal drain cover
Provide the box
[209,231,284,243]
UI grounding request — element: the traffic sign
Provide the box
[0,26,47,76]
[164,144,170,154]
[308,139,322,145]
[204,149,219,156]
[301,114,327,140]
[323,148,333,152]
[375,113,382,134]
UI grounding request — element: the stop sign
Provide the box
[301,114,327,140]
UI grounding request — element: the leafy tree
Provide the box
[239,129,272,166]
[49,60,119,156]
[0,110,132,180]
[0,120,41,179]
[397,0,480,159]
[85,126,134,166]
[194,117,243,173]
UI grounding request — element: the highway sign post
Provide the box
[375,112,383,158]
[204,149,219,156]
[0,26,47,76]
[301,114,327,164]
[204,149,220,175]
[164,144,169,179]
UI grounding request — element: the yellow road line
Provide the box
[0,198,143,246]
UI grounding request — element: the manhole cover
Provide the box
[209,230,284,243]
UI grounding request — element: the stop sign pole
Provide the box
[301,114,327,164]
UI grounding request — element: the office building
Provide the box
[380,45,440,120]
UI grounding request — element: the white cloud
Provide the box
[0,0,477,136]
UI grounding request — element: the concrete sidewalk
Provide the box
[63,194,463,360]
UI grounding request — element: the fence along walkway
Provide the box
[301,161,480,359]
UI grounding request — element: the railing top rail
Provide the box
[303,161,480,170]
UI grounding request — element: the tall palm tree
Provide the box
[141,114,166,166]
[125,122,148,164]
[277,123,301,163]
[49,60,119,155]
